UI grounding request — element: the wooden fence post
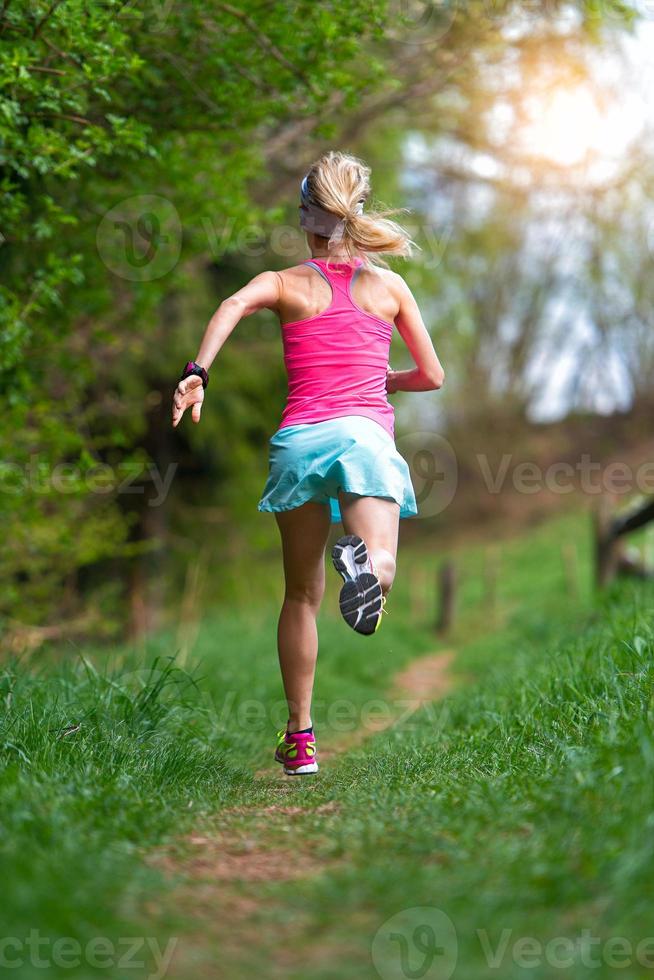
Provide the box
[484,545,501,624]
[409,566,427,622]
[561,542,580,600]
[436,560,456,635]
[594,495,620,588]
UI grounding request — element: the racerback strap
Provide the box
[303,258,362,313]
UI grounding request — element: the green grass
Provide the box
[2,509,653,979]
[257,584,654,980]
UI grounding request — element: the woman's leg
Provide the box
[338,493,400,595]
[275,501,332,733]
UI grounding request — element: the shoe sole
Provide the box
[283,762,319,775]
[332,534,383,636]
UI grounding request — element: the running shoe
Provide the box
[331,534,385,636]
[274,729,319,775]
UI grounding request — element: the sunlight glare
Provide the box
[521,85,638,167]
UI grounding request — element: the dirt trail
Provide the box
[152,649,454,882]
[316,649,454,763]
[149,649,455,976]
[394,650,454,702]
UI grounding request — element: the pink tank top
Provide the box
[279,258,395,438]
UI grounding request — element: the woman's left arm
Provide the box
[387,275,444,394]
[172,271,281,428]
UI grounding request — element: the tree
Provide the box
[0,0,386,638]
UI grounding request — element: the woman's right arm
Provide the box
[172,271,281,427]
[194,271,281,372]
[387,275,444,394]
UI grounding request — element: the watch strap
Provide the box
[179,361,208,389]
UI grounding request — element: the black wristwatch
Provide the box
[179,360,209,389]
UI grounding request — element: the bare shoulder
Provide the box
[275,262,319,297]
[247,269,283,289]
[278,261,312,280]
[276,261,320,293]
[367,266,411,299]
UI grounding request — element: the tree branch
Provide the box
[32,111,95,126]
[0,0,12,35]
[27,64,67,75]
[42,34,83,65]
[210,3,318,96]
[32,0,63,38]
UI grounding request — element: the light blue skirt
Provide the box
[258,415,418,523]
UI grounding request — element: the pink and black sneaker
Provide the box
[274,728,319,775]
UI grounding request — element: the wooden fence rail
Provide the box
[595,494,654,587]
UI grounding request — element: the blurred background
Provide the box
[4,5,654,979]
[2,0,653,649]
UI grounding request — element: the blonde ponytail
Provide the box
[302,151,414,263]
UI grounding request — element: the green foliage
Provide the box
[0,0,385,628]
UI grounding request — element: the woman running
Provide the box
[172,151,444,775]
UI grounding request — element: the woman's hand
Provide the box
[386,366,399,395]
[172,375,204,427]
